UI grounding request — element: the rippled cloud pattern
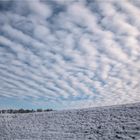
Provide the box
[0,0,140,109]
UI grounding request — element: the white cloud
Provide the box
[0,0,140,109]
[27,0,52,19]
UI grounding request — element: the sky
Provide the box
[0,0,140,110]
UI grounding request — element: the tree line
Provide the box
[0,108,53,114]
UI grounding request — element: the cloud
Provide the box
[0,0,140,109]
[27,0,52,19]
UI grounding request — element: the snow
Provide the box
[0,103,140,140]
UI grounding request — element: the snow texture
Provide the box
[0,103,140,140]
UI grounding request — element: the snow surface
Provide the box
[0,103,140,140]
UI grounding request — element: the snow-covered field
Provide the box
[0,103,140,140]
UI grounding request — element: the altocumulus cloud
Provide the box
[0,0,140,109]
